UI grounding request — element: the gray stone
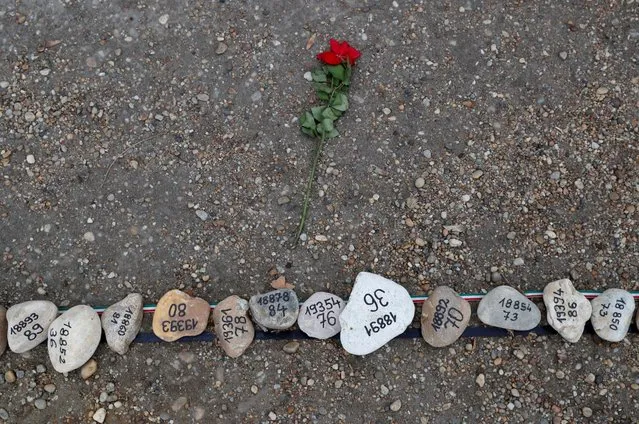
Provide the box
[48,305,102,373]
[590,289,635,342]
[339,272,415,356]
[0,306,6,358]
[249,289,299,330]
[477,286,541,331]
[543,279,592,343]
[213,295,254,358]
[297,292,345,339]
[7,300,58,353]
[101,293,143,355]
[34,399,46,410]
[421,286,470,347]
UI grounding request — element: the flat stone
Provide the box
[7,300,58,353]
[477,286,541,331]
[339,272,415,356]
[543,279,592,343]
[590,289,635,342]
[249,289,299,330]
[297,292,346,339]
[48,305,102,373]
[101,293,144,355]
[152,290,210,342]
[0,306,7,358]
[421,286,470,347]
[213,295,254,358]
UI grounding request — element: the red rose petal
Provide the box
[317,51,342,65]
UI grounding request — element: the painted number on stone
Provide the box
[49,321,72,364]
[431,298,463,332]
[10,312,44,341]
[110,307,134,337]
[498,297,532,321]
[162,303,197,332]
[552,288,577,323]
[257,292,290,317]
[304,297,341,328]
[363,289,388,312]
[364,313,397,336]
[598,297,626,331]
[220,309,249,343]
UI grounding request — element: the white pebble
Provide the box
[83,232,95,242]
[513,258,524,266]
[415,177,425,188]
[158,14,169,25]
[26,154,35,164]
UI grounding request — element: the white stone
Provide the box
[26,154,35,164]
[7,300,58,353]
[543,279,592,343]
[93,407,106,423]
[297,292,345,339]
[590,289,635,342]
[101,294,143,355]
[158,14,169,25]
[339,272,415,355]
[477,286,541,331]
[48,305,102,373]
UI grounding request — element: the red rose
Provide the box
[316,38,361,65]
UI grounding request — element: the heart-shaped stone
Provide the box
[298,292,346,339]
[477,286,541,331]
[8,300,58,353]
[152,290,210,342]
[339,272,415,356]
[421,286,470,347]
[213,295,254,358]
[48,305,102,373]
[590,289,635,342]
[543,279,592,343]
[101,294,144,355]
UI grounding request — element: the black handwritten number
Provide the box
[364,312,396,336]
[600,303,610,317]
[277,303,287,317]
[111,312,121,325]
[235,316,247,325]
[60,327,69,337]
[169,303,187,318]
[283,291,290,302]
[363,289,388,312]
[615,300,625,310]
[268,305,276,317]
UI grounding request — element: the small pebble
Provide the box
[582,407,593,418]
[93,408,106,423]
[195,210,209,221]
[415,177,425,188]
[513,258,525,266]
[283,341,299,354]
[26,154,35,164]
[216,43,228,55]
[4,370,16,383]
[44,384,56,393]
[476,374,485,388]
[34,399,47,410]
[158,14,169,25]
[81,359,98,380]
[390,400,402,412]
[196,94,209,102]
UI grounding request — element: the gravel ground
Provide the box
[1,0,638,422]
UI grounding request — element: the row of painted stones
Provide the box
[0,272,637,372]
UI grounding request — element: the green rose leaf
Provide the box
[300,111,316,130]
[311,69,328,83]
[321,118,334,133]
[301,127,317,137]
[330,92,349,112]
[311,106,325,122]
[326,65,346,81]
[321,107,339,121]
[312,83,332,94]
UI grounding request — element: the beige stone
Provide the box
[152,290,210,342]
[213,295,254,358]
[421,286,470,347]
[0,306,7,358]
